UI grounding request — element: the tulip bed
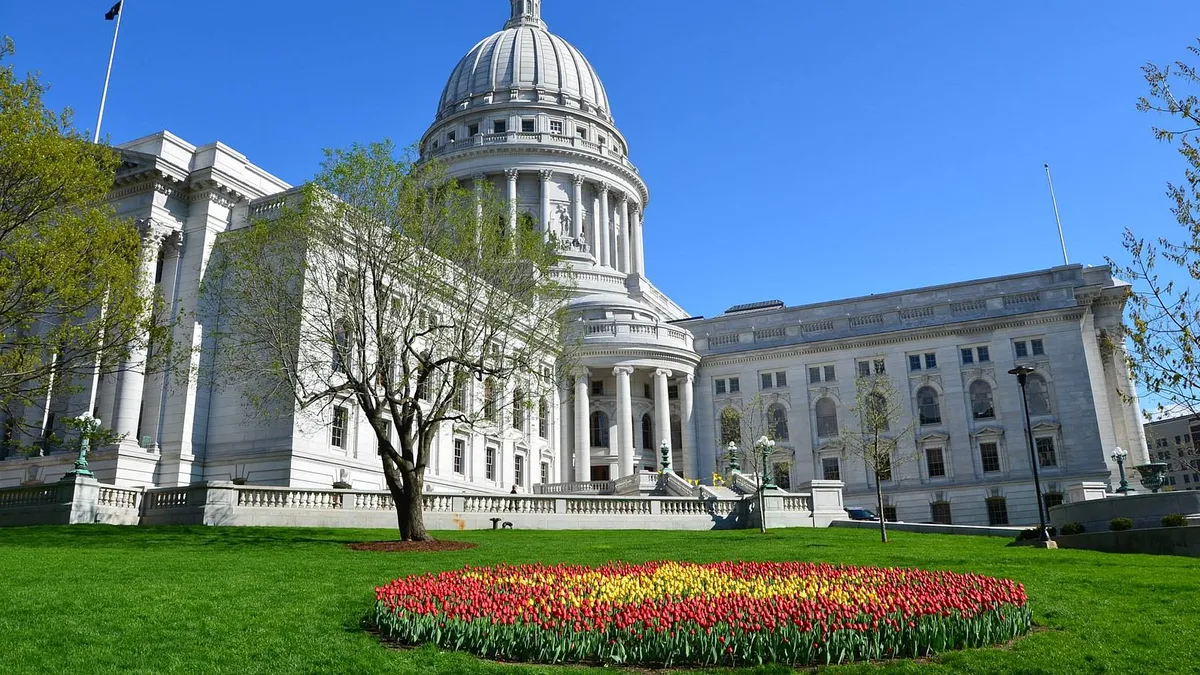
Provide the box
[372,560,1031,667]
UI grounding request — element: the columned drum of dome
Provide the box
[422,1,700,485]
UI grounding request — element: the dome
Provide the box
[436,0,612,122]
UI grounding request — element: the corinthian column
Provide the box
[573,369,590,482]
[505,168,519,241]
[680,372,696,478]
[539,169,553,242]
[614,366,634,478]
[598,183,611,268]
[632,206,645,276]
[571,174,584,241]
[654,368,672,471]
[112,220,171,449]
[619,195,631,273]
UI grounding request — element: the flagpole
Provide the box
[93,1,125,143]
[1043,163,1069,266]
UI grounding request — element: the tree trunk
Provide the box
[382,457,433,542]
[875,475,888,544]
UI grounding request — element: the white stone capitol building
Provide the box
[0,0,1150,527]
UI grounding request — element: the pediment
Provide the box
[970,426,1005,439]
[918,431,950,443]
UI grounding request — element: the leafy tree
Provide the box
[0,37,169,452]
[205,141,568,541]
[839,375,917,543]
[1112,39,1200,417]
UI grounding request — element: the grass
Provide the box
[0,526,1196,674]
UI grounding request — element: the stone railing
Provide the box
[534,480,616,495]
[425,132,638,173]
[662,471,698,497]
[0,483,65,507]
[611,474,641,496]
[97,486,142,510]
[567,320,693,350]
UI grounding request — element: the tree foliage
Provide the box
[838,376,917,543]
[0,38,168,451]
[205,141,570,540]
[1112,39,1200,418]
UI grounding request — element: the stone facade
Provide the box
[1143,414,1200,491]
[0,0,1151,527]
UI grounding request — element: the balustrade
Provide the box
[97,487,142,510]
[0,484,62,507]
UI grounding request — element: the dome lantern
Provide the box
[504,0,545,29]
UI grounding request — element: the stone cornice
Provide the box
[700,308,1088,369]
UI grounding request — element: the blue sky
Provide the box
[3,1,1199,319]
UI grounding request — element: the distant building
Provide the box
[1143,415,1200,491]
[0,0,1152,526]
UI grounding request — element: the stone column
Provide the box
[473,173,486,252]
[539,169,553,242]
[598,183,611,268]
[571,174,585,241]
[632,206,645,276]
[505,168,519,240]
[680,372,696,479]
[139,230,184,451]
[614,367,635,478]
[112,221,170,449]
[573,369,590,482]
[654,368,673,470]
[619,195,631,273]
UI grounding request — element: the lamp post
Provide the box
[659,439,671,474]
[1008,366,1052,544]
[65,414,99,479]
[726,441,740,472]
[754,436,776,534]
[1111,447,1131,494]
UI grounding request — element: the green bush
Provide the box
[1110,517,1134,531]
[1061,522,1085,536]
[1162,514,1187,528]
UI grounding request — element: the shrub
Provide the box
[1110,517,1134,531]
[1162,514,1187,528]
[1015,527,1057,541]
[1060,522,1085,536]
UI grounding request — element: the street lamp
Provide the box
[659,439,671,474]
[756,436,777,489]
[1111,447,1131,494]
[1009,365,1051,544]
[65,414,99,479]
[726,441,740,472]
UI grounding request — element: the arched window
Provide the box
[1025,374,1052,416]
[332,320,349,374]
[590,411,610,448]
[670,414,682,452]
[483,378,497,420]
[767,403,789,441]
[719,407,741,446]
[815,398,838,438]
[864,392,889,431]
[512,388,524,430]
[917,386,941,425]
[641,414,654,449]
[969,381,994,420]
[538,398,548,438]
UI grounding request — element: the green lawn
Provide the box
[0,526,1195,674]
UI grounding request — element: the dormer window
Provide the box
[550,120,563,134]
[521,119,536,133]
[493,120,507,134]
[576,126,587,139]
[599,135,606,146]
[468,123,480,136]
[446,131,456,143]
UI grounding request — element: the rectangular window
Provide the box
[1031,339,1044,356]
[1036,437,1058,467]
[909,355,922,371]
[961,348,974,364]
[576,126,587,139]
[824,365,836,382]
[762,373,774,389]
[379,420,392,456]
[930,502,952,525]
[977,346,990,363]
[775,371,787,387]
[493,120,507,133]
[521,119,535,133]
[592,380,604,396]
[550,120,563,134]
[453,439,465,474]
[729,377,740,393]
[1014,341,1028,358]
[809,367,821,384]
[980,443,1001,473]
[541,462,549,484]
[925,353,937,369]
[446,131,456,143]
[331,406,349,449]
[486,447,496,481]
[644,383,652,399]
[599,135,607,146]
[858,361,871,378]
[821,457,841,481]
[669,384,679,399]
[873,359,886,375]
[877,455,892,482]
[468,123,479,136]
[926,447,946,477]
[515,454,525,486]
[882,506,897,522]
[985,497,1009,526]
[1044,492,1065,509]
[715,379,727,395]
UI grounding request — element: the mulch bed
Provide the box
[347,540,477,553]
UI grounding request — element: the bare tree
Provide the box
[205,142,569,541]
[1111,39,1200,417]
[839,375,918,543]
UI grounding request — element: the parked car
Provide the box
[845,507,880,521]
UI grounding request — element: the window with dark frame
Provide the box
[493,120,507,133]
[515,455,524,485]
[980,442,1001,472]
[821,456,841,481]
[970,381,995,419]
[541,462,549,484]
[1043,492,1064,509]
[550,120,563,134]
[824,365,836,382]
[468,123,479,136]
[977,346,990,363]
[926,447,946,477]
[715,379,726,395]
[882,506,897,522]
[331,406,349,449]
[486,447,496,481]
[1036,437,1058,467]
[538,399,548,439]
[930,501,952,524]
[729,377,740,393]
[521,119,535,132]
[985,497,1009,525]
[1031,339,1045,356]
[1014,341,1028,358]
[961,348,974,365]
[815,398,839,438]
[453,439,465,474]
[909,355,922,371]
[809,367,821,384]
[925,353,937,369]
[592,379,604,396]
[917,386,941,425]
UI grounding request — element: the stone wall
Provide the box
[1054,527,1200,557]
[1048,491,1200,532]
